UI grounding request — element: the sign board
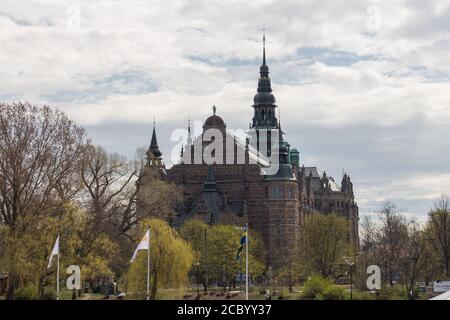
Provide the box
[434,281,450,293]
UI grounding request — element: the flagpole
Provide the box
[245,223,248,301]
[57,234,60,301]
[147,227,150,301]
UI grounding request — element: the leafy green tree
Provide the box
[0,102,86,299]
[301,213,352,278]
[126,218,194,300]
[179,219,211,292]
[0,203,118,299]
[180,221,265,292]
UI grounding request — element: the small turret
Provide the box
[146,120,164,168]
[179,145,184,164]
[290,147,300,169]
[341,172,353,193]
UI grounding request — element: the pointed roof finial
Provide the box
[213,105,216,115]
[262,28,266,66]
[187,115,192,145]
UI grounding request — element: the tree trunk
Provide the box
[446,256,450,278]
[38,275,46,300]
[150,271,158,300]
[6,274,16,300]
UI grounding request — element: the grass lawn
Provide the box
[154,286,304,300]
[58,290,109,300]
[4,284,431,300]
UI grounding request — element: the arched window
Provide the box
[261,109,266,120]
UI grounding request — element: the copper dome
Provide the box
[203,112,226,130]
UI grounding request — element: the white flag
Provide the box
[47,235,59,269]
[130,229,150,263]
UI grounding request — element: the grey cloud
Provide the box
[1,0,450,220]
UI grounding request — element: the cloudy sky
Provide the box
[1,0,449,221]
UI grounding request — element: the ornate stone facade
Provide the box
[139,37,359,267]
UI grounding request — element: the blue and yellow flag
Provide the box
[236,225,248,260]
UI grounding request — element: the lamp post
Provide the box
[235,224,249,300]
[343,256,355,299]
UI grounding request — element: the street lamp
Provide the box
[343,256,355,299]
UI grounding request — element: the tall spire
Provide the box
[259,29,270,79]
[149,121,162,158]
[251,29,278,130]
[262,28,266,66]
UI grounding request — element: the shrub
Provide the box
[378,284,408,300]
[42,288,57,300]
[278,290,289,300]
[302,275,332,299]
[323,285,346,300]
[14,285,39,300]
[353,291,376,300]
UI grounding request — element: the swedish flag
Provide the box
[236,225,248,260]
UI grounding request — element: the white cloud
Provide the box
[1,0,449,217]
[358,173,450,203]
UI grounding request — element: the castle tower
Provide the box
[341,173,359,249]
[246,33,300,267]
[262,127,300,267]
[248,32,279,155]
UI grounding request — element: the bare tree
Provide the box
[400,220,427,299]
[377,202,408,286]
[78,143,138,249]
[0,102,85,299]
[79,143,181,241]
[425,195,450,278]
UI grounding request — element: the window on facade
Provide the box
[287,186,293,199]
[272,185,283,199]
